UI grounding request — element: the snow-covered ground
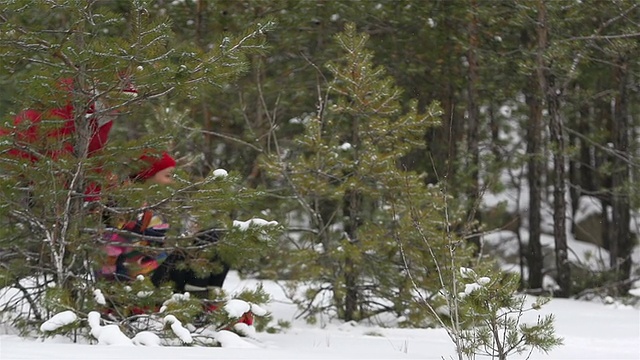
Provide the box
[2,169,639,359]
[1,270,639,360]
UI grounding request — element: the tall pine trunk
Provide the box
[341,188,362,321]
[611,56,632,293]
[465,0,481,255]
[547,75,570,297]
[525,84,544,291]
[524,0,548,291]
[535,0,571,297]
[341,113,362,322]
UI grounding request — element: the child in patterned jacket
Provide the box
[99,151,230,294]
[99,151,176,282]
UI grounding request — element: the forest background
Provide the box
[0,0,639,341]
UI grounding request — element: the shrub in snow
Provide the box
[96,276,174,319]
[36,285,270,347]
[182,285,272,336]
[450,268,563,359]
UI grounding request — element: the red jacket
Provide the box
[1,79,117,201]
[3,100,113,161]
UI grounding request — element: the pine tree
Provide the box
[0,0,277,339]
[455,268,563,360]
[261,23,471,324]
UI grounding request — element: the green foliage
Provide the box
[261,23,469,324]
[0,0,637,347]
[265,318,291,334]
[452,268,564,359]
[96,276,173,319]
[0,0,278,338]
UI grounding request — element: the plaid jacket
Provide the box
[99,210,169,280]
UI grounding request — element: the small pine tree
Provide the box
[455,268,564,360]
[261,23,468,324]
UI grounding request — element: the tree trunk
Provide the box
[425,0,461,185]
[547,75,571,297]
[524,0,548,291]
[342,189,361,321]
[465,0,481,255]
[195,0,215,173]
[340,113,362,322]
[610,56,632,293]
[533,0,570,297]
[567,86,587,234]
[525,85,544,291]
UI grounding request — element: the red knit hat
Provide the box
[133,151,176,181]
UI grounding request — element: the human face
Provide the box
[149,167,175,185]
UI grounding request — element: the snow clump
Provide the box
[212,168,228,178]
[232,218,278,230]
[40,311,77,332]
[164,315,193,344]
[93,289,106,305]
[87,311,133,346]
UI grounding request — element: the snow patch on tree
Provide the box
[463,283,483,296]
[232,218,278,230]
[164,315,193,344]
[232,322,255,337]
[211,168,228,178]
[136,291,154,298]
[250,303,268,317]
[159,292,191,313]
[87,311,133,346]
[224,299,251,318]
[93,289,106,306]
[40,311,77,332]
[459,267,477,279]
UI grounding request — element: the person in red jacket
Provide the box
[1,76,137,201]
[2,77,136,161]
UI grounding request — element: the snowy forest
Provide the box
[0,0,638,354]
